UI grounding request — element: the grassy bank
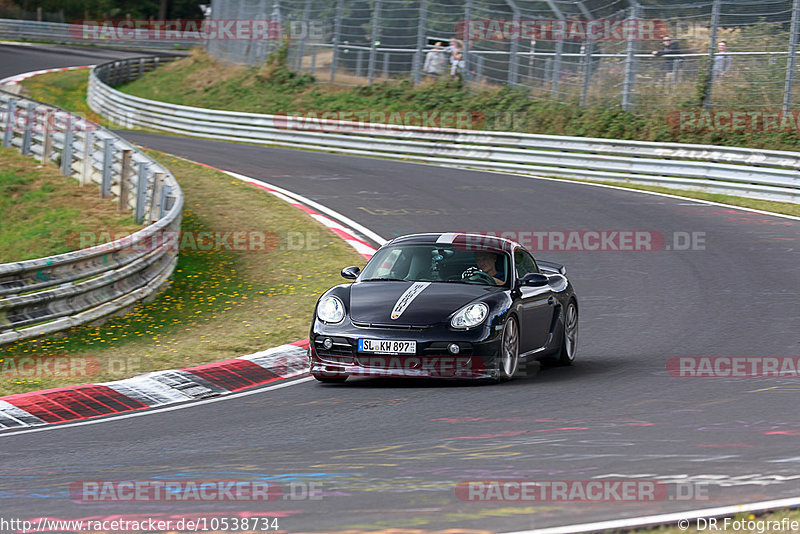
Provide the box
[0,75,366,396]
[118,49,800,153]
[0,149,365,395]
[0,146,139,263]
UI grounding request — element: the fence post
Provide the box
[21,102,35,156]
[621,3,640,111]
[413,0,428,84]
[551,40,562,97]
[118,149,133,210]
[81,130,93,185]
[368,0,382,84]
[330,0,344,83]
[464,0,472,81]
[2,99,15,148]
[295,0,312,71]
[580,41,594,107]
[310,45,317,75]
[505,1,521,86]
[783,0,800,111]
[60,115,74,176]
[135,161,149,224]
[702,0,722,109]
[101,137,113,198]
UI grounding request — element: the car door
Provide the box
[514,249,555,353]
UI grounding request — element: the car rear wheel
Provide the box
[494,316,519,382]
[556,300,578,366]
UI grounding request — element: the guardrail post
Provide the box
[60,115,74,176]
[41,114,53,163]
[149,171,165,222]
[160,184,173,218]
[81,130,93,185]
[135,161,150,224]
[356,50,364,78]
[101,137,113,198]
[368,0,382,84]
[118,149,133,210]
[330,0,344,83]
[21,102,35,156]
[2,99,16,148]
[413,0,428,84]
[783,0,800,111]
[383,53,390,78]
[310,45,317,75]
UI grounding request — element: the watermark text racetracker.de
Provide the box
[455,480,712,502]
[69,480,324,502]
[668,356,800,377]
[1,356,140,379]
[70,18,323,41]
[458,230,707,252]
[457,18,667,41]
[71,230,333,253]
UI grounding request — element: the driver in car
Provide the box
[463,251,506,285]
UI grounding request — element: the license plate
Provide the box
[358,339,416,354]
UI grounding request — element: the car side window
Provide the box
[514,250,538,280]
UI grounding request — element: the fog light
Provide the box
[323,338,333,350]
[448,343,460,354]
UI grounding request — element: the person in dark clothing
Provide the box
[652,36,683,82]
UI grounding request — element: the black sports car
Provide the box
[308,232,578,383]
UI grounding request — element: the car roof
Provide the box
[385,232,519,253]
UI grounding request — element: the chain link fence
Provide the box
[206,0,800,112]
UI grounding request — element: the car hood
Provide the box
[349,281,497,325]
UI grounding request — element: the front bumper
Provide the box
[309,318,504,380]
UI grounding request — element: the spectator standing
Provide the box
[652,36,683,83]
[712,40,732,80]
[448,38,465,79]
[423,42,447,77]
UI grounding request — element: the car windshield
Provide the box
[360,244,510,286]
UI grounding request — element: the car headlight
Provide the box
[451,302,489,329]
[317,296,345,323]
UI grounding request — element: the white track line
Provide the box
[223,170,388,245]
[504,496,800,533]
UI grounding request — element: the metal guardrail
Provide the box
[0,18,196,50]
[0,89,184,345]
[88,56,800,205]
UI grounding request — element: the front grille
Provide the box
[351,321,431,330]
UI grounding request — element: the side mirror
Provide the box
[341,266,361,280]
[520,273,549,287]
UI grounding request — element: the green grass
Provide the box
[117,49,800,153]
[0,147,139,263]
[0,150,365,395]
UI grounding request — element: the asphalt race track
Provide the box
[2,44,800,532]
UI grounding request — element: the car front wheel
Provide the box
[493,316,519,382]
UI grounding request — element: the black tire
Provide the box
[557,300,579,365]
[312,372,348,383]
[493,316,520,382]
